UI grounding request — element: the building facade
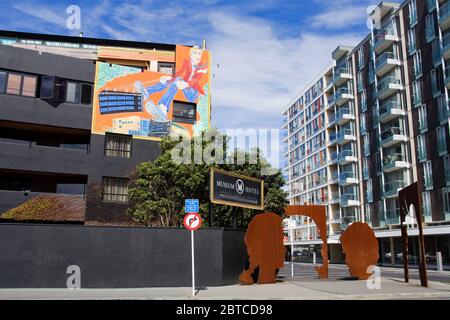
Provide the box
[0,30,211,224]
[283,0,450,267]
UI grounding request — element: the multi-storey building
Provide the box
[283,0,450,267]
[0,30,211,224]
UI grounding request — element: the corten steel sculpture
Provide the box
[399,182,428,287]
[339,222,379,280]
[239,213,285,284]
[285,205,328,278]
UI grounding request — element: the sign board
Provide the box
[183,213,202,231]
[185,199,199,213]
[210,168,264,210]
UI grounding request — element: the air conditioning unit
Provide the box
[40,76,67,107]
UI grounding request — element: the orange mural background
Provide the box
[92,45,211,139]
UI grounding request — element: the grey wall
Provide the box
[0,223,247,288]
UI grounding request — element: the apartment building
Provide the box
[283,0,450,267]
[0,30,211,224]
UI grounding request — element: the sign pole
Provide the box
[191,229,195,297]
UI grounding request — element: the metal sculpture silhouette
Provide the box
[339,222,379,280]
[239,213,285,284]
[399,182,428,287]
[285,205,328,278]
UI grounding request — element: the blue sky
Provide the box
[0,0,388,167]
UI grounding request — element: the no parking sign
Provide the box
[183,213,202,231]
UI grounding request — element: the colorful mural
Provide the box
[92,45,211,139]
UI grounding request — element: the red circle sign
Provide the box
[183,213,202,231]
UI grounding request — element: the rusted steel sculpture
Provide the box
[339,222,379,280]
[239,213,285,284]
[399,182,428,287]
[285,205,328,278]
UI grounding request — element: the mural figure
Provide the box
[239,213,285,285]
[134,47,208,121]
[339,222,379,280]
[285,205,328,278]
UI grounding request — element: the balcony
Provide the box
[328,132,337,146]
[384,180,406,198]
[329,191,340,203]
[386,209,400,225]
[327,95,336,108]
[340,194,360,207]
[445,67,450,89]
[333,67,352,87]
[375,52,401,77]
[378,101,405,123]
[373,26,399,54]
[336,128,356,145]
[381,127,407,148]
[383,153,409,173]
[329,151,338,164]
[341,215,357,229]
[335,88,354,106]
[439,1,450,31]
[337,149,357,165]
[377,76,403,100]
[339,171,358,186]
[336,107,355,125]
[443,34,450,60]
[327,113,336,128]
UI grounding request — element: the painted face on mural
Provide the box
[190,48,203,66]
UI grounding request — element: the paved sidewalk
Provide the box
[1,277,450,300]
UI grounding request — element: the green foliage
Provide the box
[127,128,288,228]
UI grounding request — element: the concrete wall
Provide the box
[0,223,247,288]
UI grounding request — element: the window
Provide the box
[426,14,436,42]
[408,28,416,55]
[444,188,450,214]
[173,101,196,124]
[66,82,80,103]
[65,82,92,104]
[105,133,132,158]
[409,0,417,27]
[438,95,449,124]
[418,104,427,132]
[360,113,366,133]
[102,177,129,202]
[417,134,427,162]
[412,80,422,107]
[366,179,373,202]
[7,74,22,95]
[432,38,441,65]
[363,157,369,180]
[158,62,175,75]
[431,69,440,96]
[365,203,372,225]
[4,72,37,97]
[0,71,6,93]
[368,62,375,84]
[363,133,370,156]
[445,155,450,185]
[424,160,433,189]
[427,0,436,12]
[413,50,422,77]
[360,89,367,112]
[56,183,85,195]
[357,70,363,92]
[358,47,364,69]
[422,191,432,217]
[437,126,447,155]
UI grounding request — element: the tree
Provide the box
[127,128,288,228]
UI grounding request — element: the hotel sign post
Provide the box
[210,168,264,212]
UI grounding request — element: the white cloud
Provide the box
[309,5,369,29]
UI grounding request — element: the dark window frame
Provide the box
[65,81,93,105]
[157,62,175,75]
[1,70,38,97]
[104,132,133,158]
[172,100,197,124]
[102,177,129,203]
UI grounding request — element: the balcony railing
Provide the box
[341,193,358,203]
[339,171,357,181]
[375,52,398,69]
[374,26,397,46]
[379,100,402,117]
[335,87,352,101]
[443,33,450,54]
[384,180,406,196]
[383,153,406,166]
[341,215,357,228]
[337,149,355,162]
[337,128,355,140]
[328,95,335,106]
[333,67,351,82]
[329,151,338,162]
[381,126,404,141]
[440,1,450,21]
[377,75,402,93]
[386,208,400,225]
[329,133,337,143]
[336,107,353,121]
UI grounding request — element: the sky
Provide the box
[0,0,387,168]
